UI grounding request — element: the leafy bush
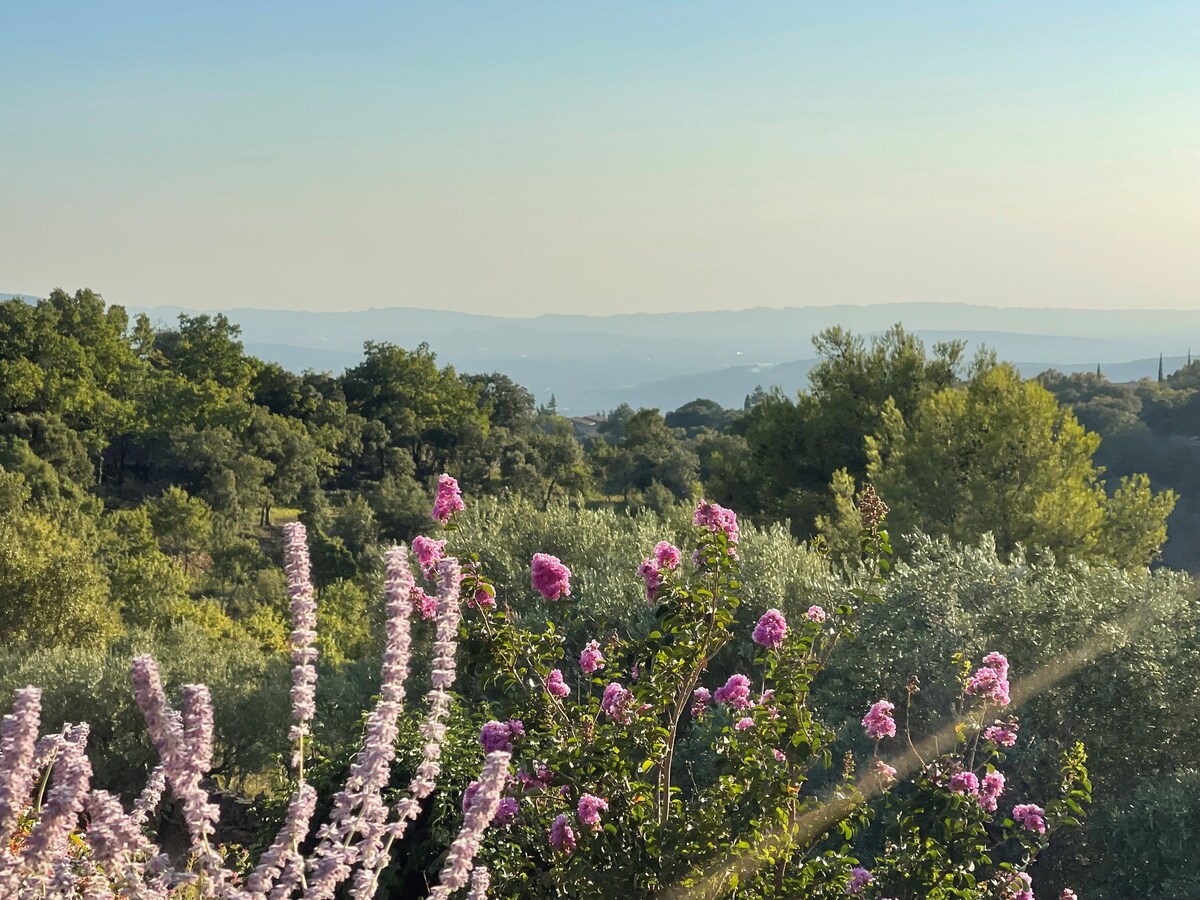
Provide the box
[0,622,290,798]
[821,533,1200,894]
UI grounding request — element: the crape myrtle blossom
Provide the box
[713,674,752,710]
[846,867,873,894]
[531,553,572,600]
[546,669,571,698]
[462,560,496,611]
[412,586,439,621]
[694,499,740,544]
[1013,803,1047,834]
[577,794,609,831]
[549,813,576,854]
[985,719,1020,747]
[966,651,1012,707]
[463,585,492,614]
[871,759,897,786]
[980,771,1006,812]
[690,687,712,718]
[412,535,447,578]
[735,717,754,731]
[1060,891,1078,900]
[806,605,827,623]
[638,558,664,602]
[493,797,519,826]
[601,683,634,724]
[950,771,980,797]
[752,609,788,649]
[481,720,524,754]
[654,541,682,569]
[432,473,465,524]
[639,541,682,602]
[1008,872,1034,900]
[862,700,897,740]
[579,640,605,674]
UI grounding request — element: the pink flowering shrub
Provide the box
[0,480,1091,899]
[434,485,1091,897]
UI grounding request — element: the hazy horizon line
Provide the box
[7,291,1198,320]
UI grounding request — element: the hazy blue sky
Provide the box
[3,2,1197,314]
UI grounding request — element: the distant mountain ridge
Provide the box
[6,295,1198,412]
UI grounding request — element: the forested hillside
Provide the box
[3,289,1199,897]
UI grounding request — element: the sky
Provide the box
[2,1,1198,315]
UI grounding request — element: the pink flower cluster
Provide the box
[1008,872,1034,900]
[806,605,827,623]
[947,768,1006,812]
[690,687,712,718]
[871,759,897,785]
[949,771,979,796]
[410,585,439,620]
[1013,803,1047,834]
[638,541,682,602]
[862,700,897,740]
[966,651,1012,707]
[713,674,752,710]
[577,793,609,831]
[984,719,1019,747]
[546,669,570,698]
[480,719,525,753]
[531,553,572,600]
[694,499,740,544]
[432,473,465,524]
[752,609,788,649]
[601,683,634,724]
[579,640,605,674]
[846,867,873,894]
[550,813,576,854]
[493,796,519,826]
[980,771,1006,812]
[412,535,447,578]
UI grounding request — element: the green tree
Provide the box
[664,398,736,433]
[867,364,1175,565]
[154,313,259,395]
[599,408,698,502]
[98,507,191,628]
[530,423,589,508]
[340,342,486,477]
[719,325,964,535]
[0,510,120,649]
[148,485,215,573]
